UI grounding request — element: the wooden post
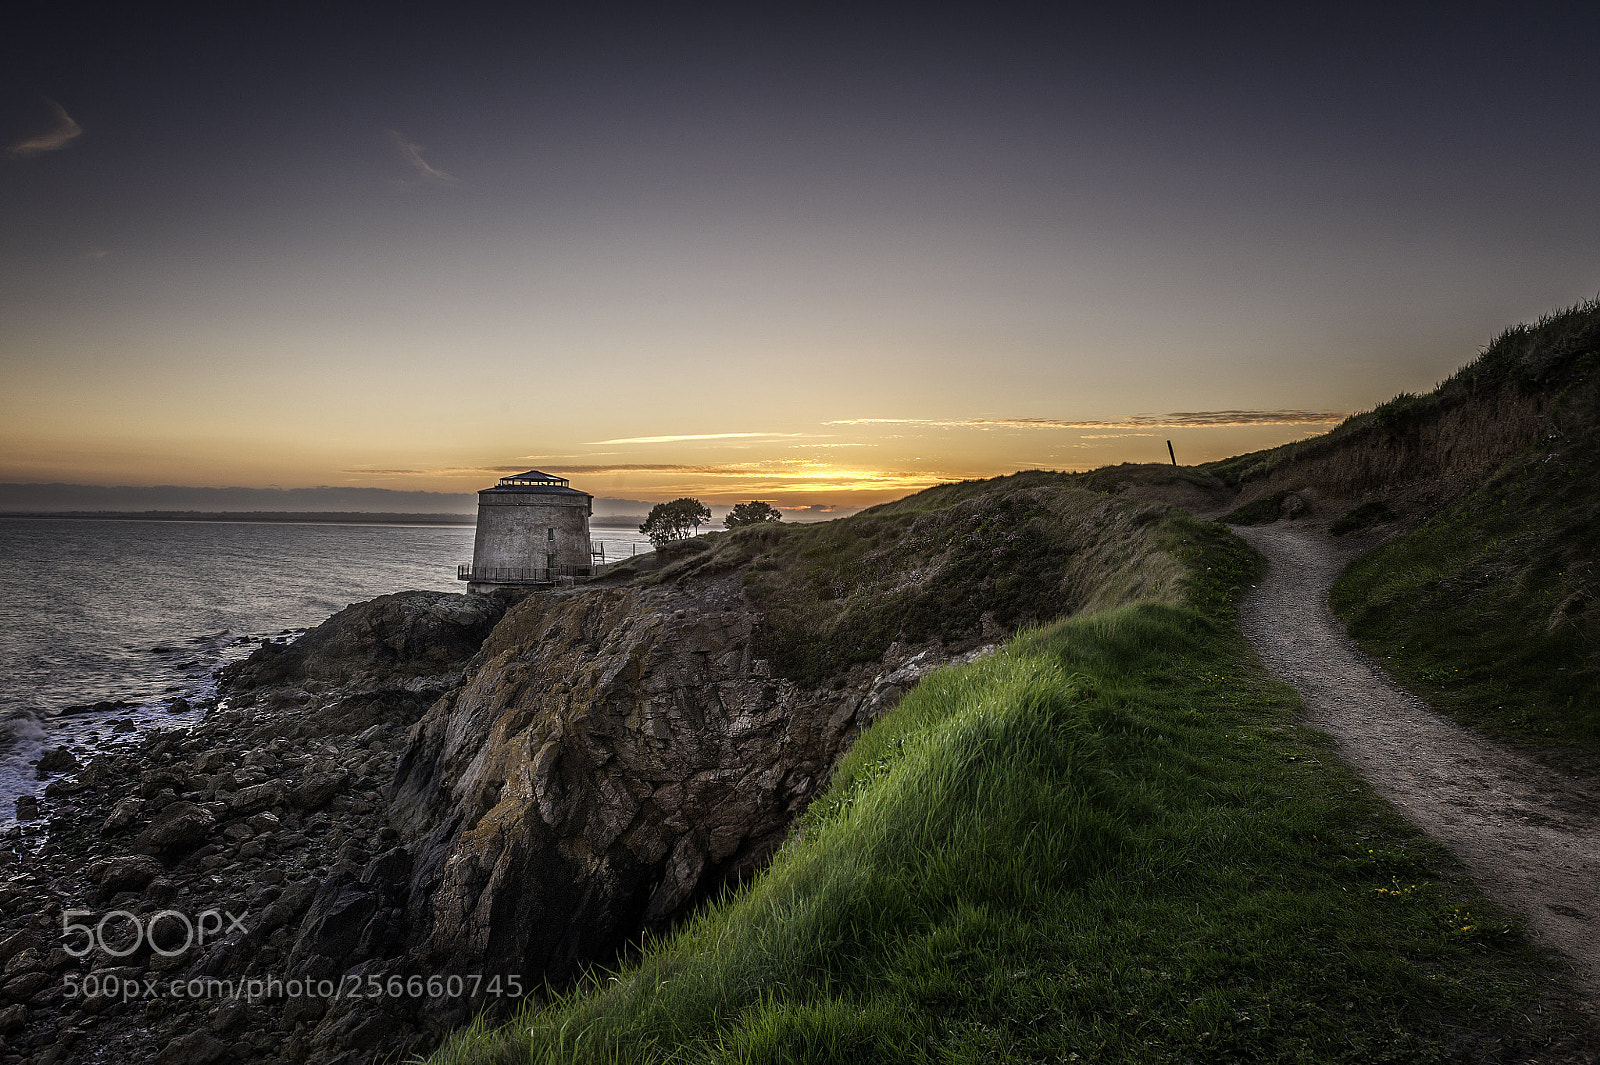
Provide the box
[1167,440,1177,466]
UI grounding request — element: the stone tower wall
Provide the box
[471,495,592,572]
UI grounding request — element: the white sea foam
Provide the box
[0,709,45,825]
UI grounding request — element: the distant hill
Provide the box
[0,510,475,525]
[0,483,659,521]
[0,483,477,514]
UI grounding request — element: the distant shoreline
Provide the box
[0,510,478,526]
[0,510,654,528]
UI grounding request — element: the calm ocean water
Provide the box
[0,517,653,822]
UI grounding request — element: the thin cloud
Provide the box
[528,461,828,476]
[826,410,1348,430]
[387,130,458,187]
[352,460,952,490]
[8,100,82,159]
[549,463,954,494]
[515,452,623,460]
[345,465,527,476]
[1078,432,1158,439]
[586,432,817,445]
[346,462,819,477]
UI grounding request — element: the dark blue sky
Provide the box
[5,2,1599,504]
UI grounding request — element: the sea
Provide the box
[0,517,654,825]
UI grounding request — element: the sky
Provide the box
[5,2,1600,510]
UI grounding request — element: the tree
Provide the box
[724,500,783,528]
[639,498,711,545]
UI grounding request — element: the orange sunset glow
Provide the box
[4,7,1598,514]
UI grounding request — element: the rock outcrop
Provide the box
[0,571,974,1064]
[10,480,1110,1065]
[221,591,506,692]
[0,466,1197,1065]
[389,575,981,1030]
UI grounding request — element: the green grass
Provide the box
[1331,454,1600,766]
[1327,301,1600,766]
[428,518,1588,1065]
[1218,490,1291,527]
[622,473,1183,688]
[1328,500,1396,537]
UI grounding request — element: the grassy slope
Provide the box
[624,471,1183,687]
[1329,416,1600,764]
[1202,299,1600,501]
[429,516,1588,1064]
[1327,303,1600,765]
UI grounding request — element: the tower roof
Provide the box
[480,469,591,500]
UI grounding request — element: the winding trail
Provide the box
[1234,523,1600,997]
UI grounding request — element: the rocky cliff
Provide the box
[312,477,1171,1050]
[201,566,987,1054]
[0,591,508,1064]
[389,576,981,1030]
[0,477,1178,1064]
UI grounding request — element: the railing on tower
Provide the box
[456,563,594,583]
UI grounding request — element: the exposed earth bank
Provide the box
[1236,522,1600,1000]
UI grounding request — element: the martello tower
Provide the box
[457,470,593,592]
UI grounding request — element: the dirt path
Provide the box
[1234,522,1600,998]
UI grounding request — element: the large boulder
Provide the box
[155,1031,229,1065]
[134,801,217,856]
[289,873,380,975]
[288,848,413,978]
[36,746,79,774]
[92,855,165,892]
[220,591,507,692]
